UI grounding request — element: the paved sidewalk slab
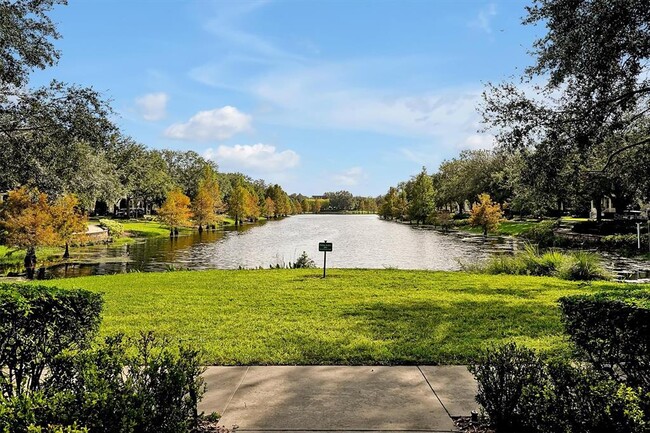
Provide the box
[199,367,249,415]
[221,366,454,431]
[419,366,478,417]
[203,366,457,432]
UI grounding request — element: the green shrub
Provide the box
[0,284,103,398]
[471,345,648,433]
[601,233,649,251]
[48,332,205,433]
[560,291,650,389]
[468,342,544,432]
[98,219,124,237]
[293,251,316,269]
[475,245,609,280]
[555,251,610,280]
[519,361,647,433]
[520,219,560,247]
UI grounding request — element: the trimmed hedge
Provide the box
[0,284,103,398]
[559,291,650,389]
[98,219,124,237]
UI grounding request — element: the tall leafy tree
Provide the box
[408,167,436,225]
[0,0,65,88]
[482,0,650,219]
[192,165,223,231]
[158,189,192,235]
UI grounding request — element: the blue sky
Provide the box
[31,0,540,196]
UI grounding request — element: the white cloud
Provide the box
[204,143,299,172]
[165,106,252,141]
[469,3,497,34]
[135,92,168,121]
[332,167,365,186]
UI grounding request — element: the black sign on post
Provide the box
[318,241,333,278]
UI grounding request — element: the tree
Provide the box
[228,183,247,225]
[301,199,311,213]
[469,193,503,237]
[0,187,86,277]
[408,167,436,225]
[481,0,650,219]
[192,166,223,231]
[0,0,65,88]
[324,191,355,211]
[244,188,260,221]
[380,187,398,220]
[51,193,88,258]
[263,197,276,218]
[313,199,323,213]
[161,150,217,200]
[1,81,117,196]
[158,189,192,236]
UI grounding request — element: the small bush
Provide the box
[468,342,544,432]
[520,219,560,247]
[47,332,205,433]
[98,219,124,237]
[519,361,647,433]
[293,251,316,269]
[601,233,649,251]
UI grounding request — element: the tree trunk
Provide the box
[24,247,36,279]
[198,224,203,233]
[63,242,70,259]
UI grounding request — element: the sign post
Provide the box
[318,240,333,278]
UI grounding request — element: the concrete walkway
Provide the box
[199,366,478,433]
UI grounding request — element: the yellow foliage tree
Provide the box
[263,197,275,218]
[51,194,88,258]
[193,167,223,232]
[0,187,87,277]
[469,193,503,237]
[158,188,192,235]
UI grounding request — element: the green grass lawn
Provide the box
[0,245,63,267]
[120,220,190,237]
[461,220,542,236]
[42,269,649,365]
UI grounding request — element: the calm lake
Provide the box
[12,214,648,280]
[42,214,522,278]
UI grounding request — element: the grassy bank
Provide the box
[43,269,648,365]
[459,220,542,236]
[0,245,62,267]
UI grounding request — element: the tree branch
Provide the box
[591,136,650,173]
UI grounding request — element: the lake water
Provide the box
[43,214,523,278]
[7,214,647,280]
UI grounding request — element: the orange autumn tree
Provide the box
[51,194,88,258]
[469,193,503,237]
[0,187,87,277]
[158,188,192,236]
[192,166,223,232]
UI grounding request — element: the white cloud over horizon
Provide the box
[135,92,168,121]
[165,106,252,141]
[204,143,300,172]
[332,166,366,186]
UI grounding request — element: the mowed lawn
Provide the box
[44,269,649,365]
